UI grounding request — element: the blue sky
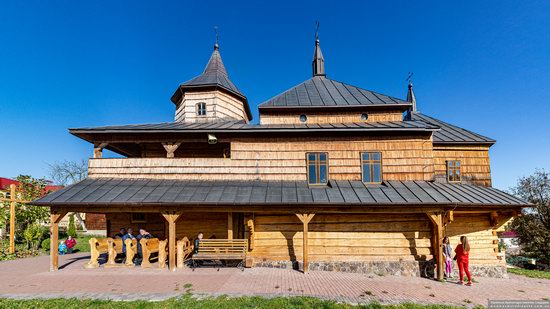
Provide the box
[0,1,549,190]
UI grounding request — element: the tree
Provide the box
[48,160,87,186]
[67,214,77,238]
[510,170,550,265]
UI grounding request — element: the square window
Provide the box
[131,213,146,223]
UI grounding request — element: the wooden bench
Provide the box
[84,237,111,269]
[140,238,167,268]
[191,239,248,270]
[105,238,124,267]
[124,238,138,267]
[177,237,194,268]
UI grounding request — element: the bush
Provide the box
[41,238,50,251]
[67,214,77,238]
[23,223,48,251]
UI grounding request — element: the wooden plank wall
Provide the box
[175,212,228,240]
[176,91,248,123]
[433,145,492,186]
[89,135,435,181]
[260,111,404,125]
[445,213,501,266]
[105,213,166,239]
[250,214,433,262]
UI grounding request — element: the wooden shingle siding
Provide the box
[88,135,435,181]
[433,145,492,186]
[260,110,403,124]
[175,90,248,123]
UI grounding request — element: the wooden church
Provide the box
[35,34,528,278]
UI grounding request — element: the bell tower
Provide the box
[170,42,252,123]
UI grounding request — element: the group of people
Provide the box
[442,235,472,285]
[58,236,77,255]
[113,227,154,265]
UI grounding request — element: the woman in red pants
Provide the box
[454,236,472,285]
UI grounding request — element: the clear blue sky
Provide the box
[1,1,549,190]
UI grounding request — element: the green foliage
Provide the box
[41,238,50,251]
[0,295,465,309]
[0,176,51,241]
[498,239,508,252]
[22,223,47,251]
[67,214,77,238]
[508,267,550,279]
[510,170,550,265]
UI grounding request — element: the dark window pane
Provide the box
[308,153,316,162]
[319,153,327,161]
[373,152,381,161]
[319,164,327,183]
[363,164,371,183]
[308,165,317,184]
[373,164,381,182]
[362,153,369,161]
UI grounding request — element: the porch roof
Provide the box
[32,178,528,208]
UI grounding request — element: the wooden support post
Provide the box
[93,142,108,159]
[426,212,444,281]
[296,213,315,273]
[162,213,182,271]
[9,184,15,254]
[227,212,233,240]
[490,211,499,227]
[50,210,67,272]
[162,143,181,158]
[246,217,255,250]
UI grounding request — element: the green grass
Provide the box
[0,296,468,309]
[508,267,550,279]
[70,233,103,253]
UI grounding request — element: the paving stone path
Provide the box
[0,253,548,307]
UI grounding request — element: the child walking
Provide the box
[455,235,472,285]
[442,237,453,278]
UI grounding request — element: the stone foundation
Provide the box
[253,260,507,278]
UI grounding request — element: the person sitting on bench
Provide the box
[114,227,126,239]
[193,232,203,254]
[135,228,153,265]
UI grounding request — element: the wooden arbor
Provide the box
[0,184,31,254]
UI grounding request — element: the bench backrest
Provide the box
[90,237,110,254]
[197,239,248,255]
[141,238,160,252]
[112,238,123,254]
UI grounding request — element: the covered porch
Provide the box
[34,178,528,279]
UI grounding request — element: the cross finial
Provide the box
[315,21,320,42]
[406,72,414,85]
[214,26,219,50]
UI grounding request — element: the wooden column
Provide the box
[9,184,16,254]
[426,212,444,280]
[162,213,182,271]
[93,142,108,159]
[296,213,315,273]
[227,212,233,239]
[50,210,67,272]
[162,143,181,158]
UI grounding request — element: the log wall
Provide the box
[433,145,492,186]
[105,213,166,239]
[260,110,403,124]
[88,135,435,181]
[250,213,433,262]
[445,213,503,266]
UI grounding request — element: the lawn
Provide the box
[0,295,471,309]
[70,233,101,253]
[508,267,550,279]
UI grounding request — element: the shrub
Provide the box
[67,214,77,238]
[41,238,50,251]
[23,223,48,251]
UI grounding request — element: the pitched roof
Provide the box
[170,45,252,120]
[258,76,412,110]
[70,120,439,135]
[412,112,495,145]
[33,178,528,207]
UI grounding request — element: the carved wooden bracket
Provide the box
[162,143,181,158]
[490,211,499,227]
[93,142,109,159]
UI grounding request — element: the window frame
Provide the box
[361,151,383,184]
[306,152,329,186]
[131,213,147,223]
[196,102,207,116]
[446,160,461,182]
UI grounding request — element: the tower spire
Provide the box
[312,21,326,77]
[214,26,219,50]
[406,72,417,112]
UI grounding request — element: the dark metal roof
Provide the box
[33,178,528,207]
[258,76,412,110]
[170,45,252,121]
[69,120,439,135]
[412,112,495,145]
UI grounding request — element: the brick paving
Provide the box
[0,253,548,307]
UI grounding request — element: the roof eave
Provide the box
[258,103,413,113]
